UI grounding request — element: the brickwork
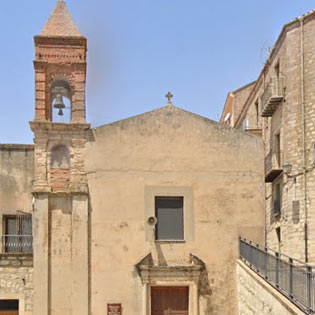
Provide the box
[31,3,90,194]
[33,36,87,123]
[29,3,91,314]
[50,168,70,190]
[40,0,81,37]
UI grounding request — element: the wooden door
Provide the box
[0,300,19,315]
[151,286,189,315]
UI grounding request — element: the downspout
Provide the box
[263,71,267,247]
[299,16,308,262]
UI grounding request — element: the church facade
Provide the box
[0,1,266,314]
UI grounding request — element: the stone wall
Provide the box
[237,260,303,315]
[265,15,315,262]
[222,12,315,262]
[233,82,256,128]
[0,263,33,315]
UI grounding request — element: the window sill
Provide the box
[155,240,186,243]
[0,253,33,257]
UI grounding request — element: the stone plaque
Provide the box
[107,303,122,315]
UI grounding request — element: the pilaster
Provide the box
[33,193,49,315]
[71,194,89,315]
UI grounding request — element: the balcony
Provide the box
[1,235,33,254]
[265,150,283,182]
[261,77,284,117]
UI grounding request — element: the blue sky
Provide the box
[0,1,314,144]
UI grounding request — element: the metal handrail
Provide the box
[2,235,33,254]
[240,238,315,314]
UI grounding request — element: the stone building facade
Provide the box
[220,10,315,263]
[0,145,34,315]
[0,1,266,314]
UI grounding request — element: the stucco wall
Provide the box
[85,105,265,315]
[0,145,34,314]
[0,145,34,216]
[237,260,303,315]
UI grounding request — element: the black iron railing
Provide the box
[240,238,315,314]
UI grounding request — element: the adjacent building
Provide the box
[221,10,315,263]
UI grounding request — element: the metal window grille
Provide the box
[2,235,33,254]
[2,214,33,254]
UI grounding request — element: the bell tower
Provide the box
[30,1,89,314]
[33,0,87,124]
[30,0,90,192]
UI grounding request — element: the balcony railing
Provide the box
[2,235,33,254]
[261,77,284,117]
[240,238,315,314]
[265,150,283,182]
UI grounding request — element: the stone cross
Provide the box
[165,92,173,106]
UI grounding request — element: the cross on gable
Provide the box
[166,92,173,102]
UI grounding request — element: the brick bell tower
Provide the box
[30,1,89,314]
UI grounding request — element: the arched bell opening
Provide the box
[51,79,72,123]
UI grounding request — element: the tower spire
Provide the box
[40,0,82,37]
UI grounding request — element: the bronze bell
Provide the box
[53,94,65,116]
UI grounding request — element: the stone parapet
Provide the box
[0,144,34,151]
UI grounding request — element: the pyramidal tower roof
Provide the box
[40,0,82,37]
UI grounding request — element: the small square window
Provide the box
[155,197,183,241]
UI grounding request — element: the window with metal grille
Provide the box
[3,215,32,254]
[155,197,184,241]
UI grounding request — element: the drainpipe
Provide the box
[299,16,308,263]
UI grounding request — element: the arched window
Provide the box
[51,78,72,123]
[50,145,70,169]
